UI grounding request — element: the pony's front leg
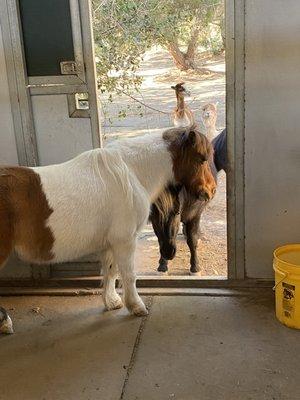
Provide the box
[157,256,169,273]
[0,307,14,334]
[102,262,123,311]
[185,218,201,275]
[113,240,148,317]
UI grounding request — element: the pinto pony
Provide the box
[150,128,227,275]
[0,126,216,333]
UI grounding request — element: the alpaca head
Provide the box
[201,103,217,128]
[171,82,191,97]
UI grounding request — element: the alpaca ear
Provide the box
[214,101,219,108]
[171,85,176,90]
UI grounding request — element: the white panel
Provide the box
[245,0,300,278]
[0,23,18,165]
[32,94,94,165]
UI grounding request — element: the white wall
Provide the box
[0,23,19,165]
[244,0,300,278]
[32,94,94,165]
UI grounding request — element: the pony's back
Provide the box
[212,129,227,173]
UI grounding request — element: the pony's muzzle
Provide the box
[197,187,215,202]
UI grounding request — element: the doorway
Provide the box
[92,0,240,282]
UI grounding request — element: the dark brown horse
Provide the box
[150,129,227,274]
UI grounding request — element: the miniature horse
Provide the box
[0,126,216,333]
[150,128,227,275]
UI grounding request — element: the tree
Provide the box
[92,0,223,95]
[144,0,223,70]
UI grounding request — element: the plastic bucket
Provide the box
[273,244,300,329]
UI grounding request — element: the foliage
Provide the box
[93,0,224,96]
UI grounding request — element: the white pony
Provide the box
[0,126,216,333]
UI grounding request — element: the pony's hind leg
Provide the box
[0,307,13,334]
[112,240,148,317]
[102,262,123,311]
[0,253,14,334]
[0,200,14,334]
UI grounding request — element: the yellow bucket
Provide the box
[273,244,300,329]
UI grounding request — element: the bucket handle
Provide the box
[273,266,288,291]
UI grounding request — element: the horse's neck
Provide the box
[117,138,174,201]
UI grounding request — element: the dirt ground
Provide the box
[101,47,226,277]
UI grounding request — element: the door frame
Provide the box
[0,0,247,286]
[226,0,246,280]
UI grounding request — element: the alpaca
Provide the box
[171,82,195,128]
[0,126,216,333]
[201,103,218,141]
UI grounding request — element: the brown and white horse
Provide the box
[0,126,216,333]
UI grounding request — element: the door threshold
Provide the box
[0,286,273,297]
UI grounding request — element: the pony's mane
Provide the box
[153,189,176,220]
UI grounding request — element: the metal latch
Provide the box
[60,61,78,75]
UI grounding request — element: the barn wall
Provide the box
[244,0,300,278]
[31,95,93,165]
[0,23,19,165]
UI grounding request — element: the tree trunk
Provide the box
[185,27,201,69]
[166,25,201,71]
[167,41,190,71]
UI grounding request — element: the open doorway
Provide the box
[93,0,227,279]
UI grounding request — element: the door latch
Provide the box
[60,61,78,75]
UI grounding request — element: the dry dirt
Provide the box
[101,47,226,277]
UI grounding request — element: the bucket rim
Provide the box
[274,244,300,269]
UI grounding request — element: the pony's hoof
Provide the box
[104,295,123,311]
[130,303,148,317]
[157,270,168,275]
[189,271,201,276]
[0,314,14,335]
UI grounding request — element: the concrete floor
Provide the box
[0,292,299,400]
